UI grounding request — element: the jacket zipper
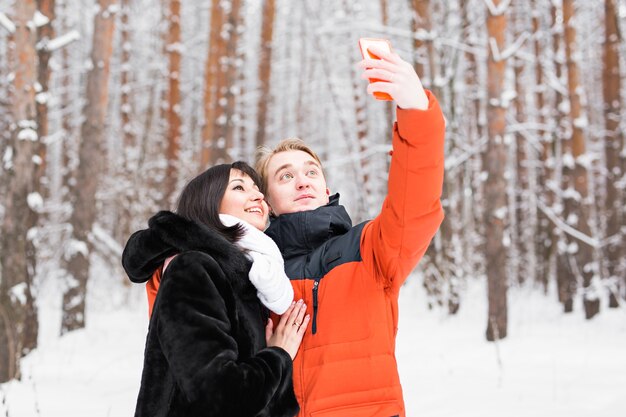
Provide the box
[312,279,320,334]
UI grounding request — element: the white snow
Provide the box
[3,146,13,169]
[65,239,89,259]
[18,128,39,142]
[27,192,44,212]
[9,283,28,305]
[32,11,50,28]
[2,275,624,417]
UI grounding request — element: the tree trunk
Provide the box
[553,3,575,313]
[602,0,623,308]
[409,0,447,307]
[201,0,225,166]
[562,0,599,319]
[211,0,243,164]
[511,5,527,286]
[408,0,440,97]
[534,0,554,292]
[255,0,276,148]
[116,0,136,243]
[35,0,55,197]
[485,0,508,341]
[380,0,394,134]
[0,0,40,382]
[62,0,117,334]
[164,0,181,203]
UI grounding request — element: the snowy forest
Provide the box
[0,0,625,397]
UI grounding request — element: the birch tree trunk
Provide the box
[0,0,40,382]
[62,0,116,334]
[562,0,599,319]
[255,0,276,148]
[602,0,624,307]
[485,0,508,341]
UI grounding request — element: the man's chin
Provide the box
[293,200,323,213]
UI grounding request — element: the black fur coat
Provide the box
[122,211,299,417]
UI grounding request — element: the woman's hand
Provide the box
[358,46,429,110]
[265,299,309,360]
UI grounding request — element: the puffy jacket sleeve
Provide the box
[155,252,298,416]
[360,90,445,293]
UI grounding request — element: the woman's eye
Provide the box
[233,185,244,191]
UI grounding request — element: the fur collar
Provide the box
[122,211,252,295]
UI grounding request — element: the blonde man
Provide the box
[255,46,446,417]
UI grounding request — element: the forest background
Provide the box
[0,0,624,397]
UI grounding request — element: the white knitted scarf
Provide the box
[219,214,293,314]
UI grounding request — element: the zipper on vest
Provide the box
[312,279,320,334]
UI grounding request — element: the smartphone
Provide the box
[358,38,393,101]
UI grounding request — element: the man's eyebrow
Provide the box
[273,163,293,177]
[274,160,320,175]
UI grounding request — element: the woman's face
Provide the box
[219,169,269,230]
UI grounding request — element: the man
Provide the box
[254,46,445,417]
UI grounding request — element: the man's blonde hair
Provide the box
[255,138,324,195]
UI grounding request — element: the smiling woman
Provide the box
[120,161,306,417]
[219,168,269,231]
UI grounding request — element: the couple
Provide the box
[122,47,445,417]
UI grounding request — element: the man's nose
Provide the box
[295,175,311,189]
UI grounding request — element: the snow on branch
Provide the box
[489,32,530,62]
[33,11,50,28]
[0,12,16,34]
[537,200,600,248]
[91,223,123,260]
[484,0,512,16]
[43,30,81,52]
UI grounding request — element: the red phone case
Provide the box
[359,38,393,101]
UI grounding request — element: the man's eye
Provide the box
[281,173,293,180]
[308,170,317,176]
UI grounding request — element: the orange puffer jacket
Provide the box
[263,91,445,417]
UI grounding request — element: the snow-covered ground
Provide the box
[2,266,625,417]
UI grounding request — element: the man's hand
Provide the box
[359,46,429,110]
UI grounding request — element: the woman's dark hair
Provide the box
[176,161,263,243]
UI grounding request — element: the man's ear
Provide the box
[326,188,330,196]
[266,200,275,217]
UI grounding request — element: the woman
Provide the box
[122,161,308,417]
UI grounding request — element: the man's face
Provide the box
[265,150,330,216]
